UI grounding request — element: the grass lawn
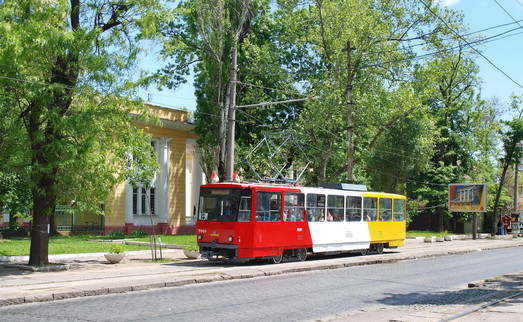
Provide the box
[0,234,196,257]
[133,234,197,246]
[406,230,452,238]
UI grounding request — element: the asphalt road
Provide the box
[1,247,522,322]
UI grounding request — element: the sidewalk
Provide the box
[1,236,523,321]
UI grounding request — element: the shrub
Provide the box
[131,229,148,237]
[108,230,126,239]
[109,244,126,254]
[183,245,199,252]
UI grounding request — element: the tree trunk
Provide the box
[492,162,511,235]
[29,182,53,266]
[436,206,444,232]
[28,139,58,266]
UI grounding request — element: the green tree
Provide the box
[492,96,523,234]
[273,0,444,190]
[0,0,166,266]
[161,0,273,181]
[408,4,499,231]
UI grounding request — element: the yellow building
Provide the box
[50,104,204,235]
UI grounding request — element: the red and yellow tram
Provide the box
[196,182,406,263]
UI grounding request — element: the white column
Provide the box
[124,182,134,223]
[186,139,205,225]
[157,138,171,223]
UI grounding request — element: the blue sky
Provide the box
[444,0,523,104]
[139,0,523,112]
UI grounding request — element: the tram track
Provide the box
[440,290,523,321]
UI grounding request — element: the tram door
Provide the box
[251,191,283,257]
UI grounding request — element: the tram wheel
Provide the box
[374,243,384,254]
[360,248,368,256]
[296,248,308,261]
[271,254,283,264]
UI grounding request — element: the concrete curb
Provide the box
[1,263,71,272]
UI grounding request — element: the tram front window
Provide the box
[198,188,252,222]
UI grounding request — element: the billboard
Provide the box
[448,183,487,213]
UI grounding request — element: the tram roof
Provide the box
[201,182,405,198]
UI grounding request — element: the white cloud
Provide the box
[436,0,461,6]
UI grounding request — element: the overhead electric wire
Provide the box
[240,13,523,77]
[362,26,523,70]
[240,22,523,78]
[419,0,523,90]
[493,0,523,29]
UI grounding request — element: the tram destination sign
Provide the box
[448,183,487,213]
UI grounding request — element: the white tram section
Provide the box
[301,187,371,253]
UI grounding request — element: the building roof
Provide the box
[132,104,195,133]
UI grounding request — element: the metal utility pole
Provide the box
[225,47,238,182]
[343,41,356,183]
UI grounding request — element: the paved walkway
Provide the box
[1,236,523,321]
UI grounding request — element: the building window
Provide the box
[129,138,160,217]
[133,188,138,215]
[150,188,155,215]
[132,187,156,216]
[141,188,146,214]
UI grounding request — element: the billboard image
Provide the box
[448,183,487,213]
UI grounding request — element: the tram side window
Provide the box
[256,191,281,222]
[379,198,392,221]
[238,196,252,222]
[327,195,344,221]
[284,193,305,222]
[346,196,362,221]
[306,194,325,222]
[393,199,405,221]
[363,197,377,221]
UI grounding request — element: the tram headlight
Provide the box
[228,236,234,242]
[197,234,202,240]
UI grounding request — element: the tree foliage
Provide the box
[161,0,274,181]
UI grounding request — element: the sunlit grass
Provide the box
[133,234,197,246]
[406,230,452,237]
[0,238,30,256]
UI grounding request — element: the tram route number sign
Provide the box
[448,183,487,213]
